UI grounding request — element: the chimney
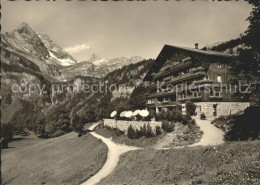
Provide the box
[195,43,198,49]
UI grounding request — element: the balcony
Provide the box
[209,96,223,100]
[146,100,178,108]
[193,79,214,85]
[147,90,176,98]
[154,60,192,79]
[163,71,206,85]
[178,96,202,101]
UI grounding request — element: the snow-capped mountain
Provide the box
[60,54,144,80]
[1,23,144,81]
[88,53,109,66]
[1,23,77,70]
[38,33,77,66]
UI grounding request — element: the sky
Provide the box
[2,0,253,61]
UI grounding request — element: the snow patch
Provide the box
[92,58,109,66]
[49,51,76,66]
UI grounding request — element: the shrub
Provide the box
[136,114,142,121]
[1,124,15,148]
[35,117,47,138]
[146,123,155,137]
[142,124,147,136]
[224,106,260,141]
[143,115,151,121]
[186,101,197,116]
[182,114,192,125]
[113,128,124,136]
[155,110,169,121]
[136,128,144,138]
[200,113,206,120]
[149,109,156,119]
[162,120,175,132]
[172,111,183,122]
[155,125,162,135]
[127,125,136,139]
[188,119,196,129]
[71,113,83,133]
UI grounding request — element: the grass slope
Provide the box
[100,140,260,185]
[2,132,108,185]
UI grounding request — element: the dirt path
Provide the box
[81,123,139,185]
[190,118,224,146]
[83,119,224,184]
[155,118,224,149]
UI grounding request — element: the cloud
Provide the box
[64,43,90,54]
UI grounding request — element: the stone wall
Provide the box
[195,102,250,118]
[104,119,162,133]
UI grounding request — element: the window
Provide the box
[217,75,222,82]
[217,62,222,68]
[215,92,220,97]
[210,90,214,96]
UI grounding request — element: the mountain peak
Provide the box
[16,22,35,35]
[89,53,101,62]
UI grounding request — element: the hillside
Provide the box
[100,140,260,185]
[1,23,152,140]
[2,132,108,185]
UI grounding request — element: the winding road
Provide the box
[82,118,224,185]
[81,123,139,185]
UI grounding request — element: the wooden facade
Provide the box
[144,44,247,114]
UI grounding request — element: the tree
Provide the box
[224,106,260,141]
[185,101,197,116]
[35,117,47,138]
[128,85,148,110]
[230,0,260,106]
[127,125,136,139]
[146,123,155,137]
[155,125,162,135]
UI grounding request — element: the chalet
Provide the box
[144,44,250,118]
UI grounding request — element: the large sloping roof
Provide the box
[143,44,235,81]
[164,44,235,57]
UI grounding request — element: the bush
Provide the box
[113,128,124,136]
[162,120,175,132]
[155,125,162,135]
[200,113,206,120]
[186,101,197,116]
[188,119,196,129]
[182,114,192,125]
[136,128,144,138]
[224,106,260,141]
[1,124,15,140]
[34,106,71,138]
[143,115,151,121]
[155,110,170,121]
[127,125,136,139]
[146,123,155,137]
[150,109,156,119]
[172,111,183,122]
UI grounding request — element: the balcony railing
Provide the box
[177,96,202,101]
[163,71,206,85]
[149,71,206,90]
[154,60,192,79]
